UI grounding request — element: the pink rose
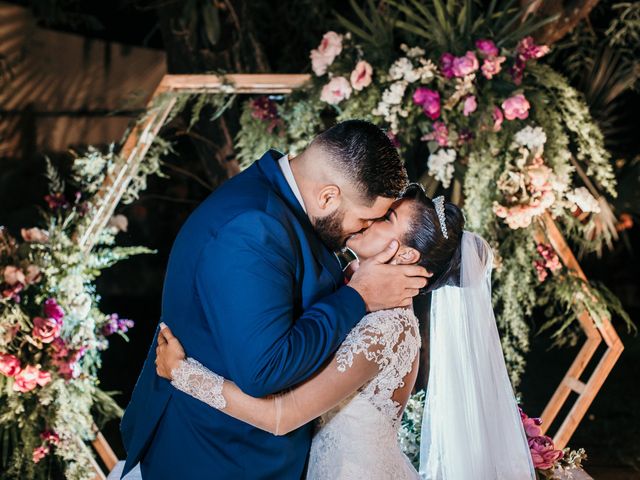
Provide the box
[492,106,504,131]
[0,353,21,377]
[43,298,64,322]
[440,52,455,78]
[422,121,449,147]
[320,76,352,105]
[32,316,61,344]
[528,435,564,470]
[452,51,479,77]
[475,39,499,57]
[501,94,530,120]
[310,31,343,76]
[20,227,49,243]
[413,88,441,120]
[481,55,506,79]
[13,365,50,392]
[463,95,477,116]
[3,266,25,286]
[349,60,373,91]
[33,445,50,464]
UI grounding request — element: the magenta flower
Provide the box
[475,39,499,57]
[413,88,441,120]
[386,131,400,148]
[452,51,479,77]
[517,36,550,61]
[44,192,69,210]
[43,298,65,322]
[439,52,455,78]
[0,353,21,377]
[528,435,564,470]
[432,121,449,146]
[481,56,506,79]
[463,95,477,116]
[41,431,60,445]
[501,94,530,120]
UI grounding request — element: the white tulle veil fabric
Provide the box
[418,232,535,480]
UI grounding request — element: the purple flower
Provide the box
[475,39,499,57]
[439,52,455,79]
[102,313,135,336]
[517,36,550,62]
[43,298,65,322]
[452,51,479,77]
[44,193,69,210]
[413,88,441,120]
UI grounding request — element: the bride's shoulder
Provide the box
[356,307,419,334]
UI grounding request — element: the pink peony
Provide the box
[32,316,61,344]
[43,298,64,322]
[350,60,373,91]
[310,31,343,76]
[0,353,21,377]
[481,55,506,79]
[13,365,51,393]
[413,88,441,120]
[320,76,352,105]
[33,445,50,464]
[3,266,25,286]
[528,435,564,470]
[501,94,530,120]
[522,415,543,437]
[439,52,455,78]
[463,95,477,116]
[475,39,499,57]
[21,227,49,243]
[452,51,479,77]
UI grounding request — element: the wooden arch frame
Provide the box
[85,74,624,478]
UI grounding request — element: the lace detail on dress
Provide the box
[171,358,227,410]
[335,307,420,428]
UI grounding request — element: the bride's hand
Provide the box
[155,323,186,380]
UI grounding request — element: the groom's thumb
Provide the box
[373,240,399,264]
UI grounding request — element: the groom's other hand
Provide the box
[348,240,431,311]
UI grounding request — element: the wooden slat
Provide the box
[160,73,311,93]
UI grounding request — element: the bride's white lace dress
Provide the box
[307,307,421,479]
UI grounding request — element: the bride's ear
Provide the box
[392,246,420,265]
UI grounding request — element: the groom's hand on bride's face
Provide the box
[348,240,431,312]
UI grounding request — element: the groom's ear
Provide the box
[317,184,341,211]
[394,246,420,265]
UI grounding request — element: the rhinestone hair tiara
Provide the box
[433,196,449,239]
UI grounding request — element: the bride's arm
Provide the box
[155,323,385,436]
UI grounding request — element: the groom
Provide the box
[120,120,429,479]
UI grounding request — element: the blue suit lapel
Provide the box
[256,150,344,287]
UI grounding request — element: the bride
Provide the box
[154,184,536,479]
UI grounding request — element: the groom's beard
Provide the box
[313,208,346,253]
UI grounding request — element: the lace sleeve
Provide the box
[171,358,226,410]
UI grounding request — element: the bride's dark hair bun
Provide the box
[400,184,465,292]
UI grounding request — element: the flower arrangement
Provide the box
[234,15,632,387]
[0,158,152,479]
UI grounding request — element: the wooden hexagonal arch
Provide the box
[83,74,624,478]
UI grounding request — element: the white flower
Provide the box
[566,187,601,213]
[514,126,547,150]
[382,81,407,105]
[416,59,437,82]
[108,214,128,233]
[404,45,426,58]
[59,274,84,298]
[388,58,420,83]
[70,293,92,320]
[427,149,457,188]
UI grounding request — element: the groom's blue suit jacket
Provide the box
[120,150,366,479]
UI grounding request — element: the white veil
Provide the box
[418,231,535,479]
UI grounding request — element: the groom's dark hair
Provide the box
[313,120,408,204]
